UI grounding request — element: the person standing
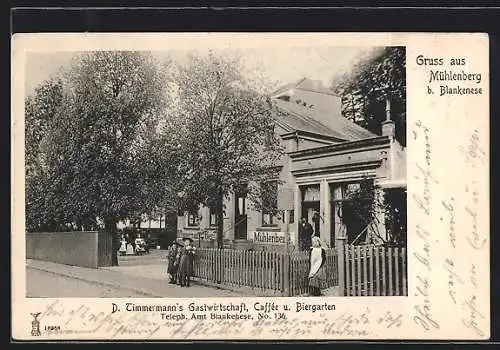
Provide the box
[312,211,323,237]
[308,236,327,296]
[131,232,137,252]
[299,217,314,251]
[119,235,127,256]
[167,240,182,284]
[125,233,134,255]
[177,237,196,287]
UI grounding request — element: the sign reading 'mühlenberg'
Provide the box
[251,231,286,244]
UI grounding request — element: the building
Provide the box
[177,78,406,250]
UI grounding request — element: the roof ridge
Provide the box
[296,77,307,85]
[270,77,307,97]
[295,78,338,96]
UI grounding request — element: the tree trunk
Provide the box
[216,191,224,249]
[104,217,119,266]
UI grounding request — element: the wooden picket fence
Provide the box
[192,244,406,296]
[288,249,338,296]
[193,248,338,296]
[193,249,285,294]
[341,244,407,296]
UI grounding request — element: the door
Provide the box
[234,192,248,240]
[302,202,320,236]
[299,185,320,250]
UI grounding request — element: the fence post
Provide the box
[282,209,291,296]
[217,248,222,284]
[336,236,347,296]
[284,252,291,296]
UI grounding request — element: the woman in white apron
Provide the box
[308,236,327,296]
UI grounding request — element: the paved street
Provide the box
[117,248,168,266]
[26,250,243,298]
[26,268,147,298]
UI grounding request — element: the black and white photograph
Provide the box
[24,43,408,298]
[12,31,490,341]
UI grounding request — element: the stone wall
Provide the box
[26,231,99,268]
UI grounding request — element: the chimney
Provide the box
[382,96,395,138]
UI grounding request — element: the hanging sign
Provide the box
[251,231,286,244]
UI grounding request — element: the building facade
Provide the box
[177,78,406,251]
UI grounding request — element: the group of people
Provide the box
[166,237,196,287]
[119,233,149,256]
[163,218,327,296]
[300,217,328,296]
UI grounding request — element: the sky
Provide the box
[24,46,378,96]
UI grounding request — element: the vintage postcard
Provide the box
[11,32,489,340]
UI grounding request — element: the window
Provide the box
[262,212,276,226]
[187,210,199,227]
[261,180,278,226]
[330,180,375,245]
[281,210,294,224]
[209,206,218,227]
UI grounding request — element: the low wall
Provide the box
[26,231,99,268]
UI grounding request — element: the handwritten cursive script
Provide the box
[443,258,464,304]
[441,198,456,248]
[464,185,486,250]
[462,295,485,337]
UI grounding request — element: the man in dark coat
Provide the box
[299,217,314,251]
[167,241,182,284]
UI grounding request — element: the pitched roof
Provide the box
[295,78,338,96]
[271,78,338,98]
[270,79,304,97]
[273,98,377,141]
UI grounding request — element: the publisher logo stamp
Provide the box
[30,312,41,336]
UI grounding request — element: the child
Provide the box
[177,237,196,287]
[119,235,127,256]
[167,241,182,284]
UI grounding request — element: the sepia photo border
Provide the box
[11,30,490,341]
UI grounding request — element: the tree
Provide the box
[340,180,407,247]
[131,116,188,226]
[332,47,406,146]
[25,51,169,265]
[25,78,64,173]
[174,51,284,248]
[25,78,67,232]
[330,48,407,246]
